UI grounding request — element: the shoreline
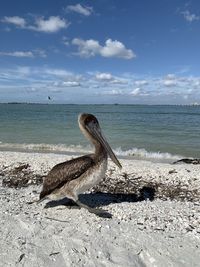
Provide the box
[0,145,183,164]
[1,102,200,106]
[0,150,200,266]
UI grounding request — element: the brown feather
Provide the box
[40,155,95,199]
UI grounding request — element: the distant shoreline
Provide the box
[0,102,200,106]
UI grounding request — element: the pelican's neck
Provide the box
[86,133,107,159]
[93,141,107,159]
[79,121,107,159]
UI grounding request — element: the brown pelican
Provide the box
[39,113,122,217]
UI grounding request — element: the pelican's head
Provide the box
[78,113,122,169]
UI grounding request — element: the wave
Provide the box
[0,142,92,154]
[114,147,182,161]
[0,142,182,161]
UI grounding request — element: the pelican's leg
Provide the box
[75,199,112,218]
[67,190,112,218]
[61,199,80,209]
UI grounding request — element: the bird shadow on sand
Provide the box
[44,186,156,210]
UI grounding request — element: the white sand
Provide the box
[0,151,200,267]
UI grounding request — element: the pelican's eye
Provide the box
[85,115,97,125]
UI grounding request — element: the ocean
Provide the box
[0,103,200,162]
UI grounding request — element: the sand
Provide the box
[0,151,200,267]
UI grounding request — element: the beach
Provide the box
[0,151,200,267]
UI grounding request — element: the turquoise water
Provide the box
[0,103,200,160]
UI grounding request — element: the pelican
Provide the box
[39,113,122,217]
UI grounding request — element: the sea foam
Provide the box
[114,147,182,161]
[0,142,182,161]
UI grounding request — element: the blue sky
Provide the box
[0,0,200,104]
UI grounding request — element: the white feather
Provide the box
[75,160,107,195]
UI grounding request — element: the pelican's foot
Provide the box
[89,207,112,218]
[64,203,81,210]
[44,199,80,209]
[76,200,112,218]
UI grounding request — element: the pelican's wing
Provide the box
[40,155,94,199]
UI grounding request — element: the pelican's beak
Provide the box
[87,123,122,169]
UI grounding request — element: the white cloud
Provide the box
[165,74,176,79]
[130,88,141,96]
[43,68,73,78]
[194,80,200,87]
[72,38,135,59]
[63,81,80,87]
[95,72,127,85]
[52,81,80,88]
[72,38,100,57]
[163,80,177,87]
[130,87,150,97]
[101,89,123,95]
[62,81,80,87]
[182,10,199,22]
[101,39,135,59]
[0,50,47,58]
[26,87,39,93]
[2,16,26,27]
[0,66,82,86]
[96,73,113,81]
[42,68,82,88]
[0,51,34,58]
[33,49,47,58]
[67,4,93,16]
[134,80,148,86]
[49,88,62,93]
[33,16,68,33]
[2,16,69,33]
[162,74,178,87]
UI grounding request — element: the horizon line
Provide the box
[0,102,200,106]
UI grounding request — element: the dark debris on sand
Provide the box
[92,172,200,203]
[1,163,44,188]
[173,158,200,165]
[0,164,199,203]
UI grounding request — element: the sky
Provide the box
[0,0,200,104]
